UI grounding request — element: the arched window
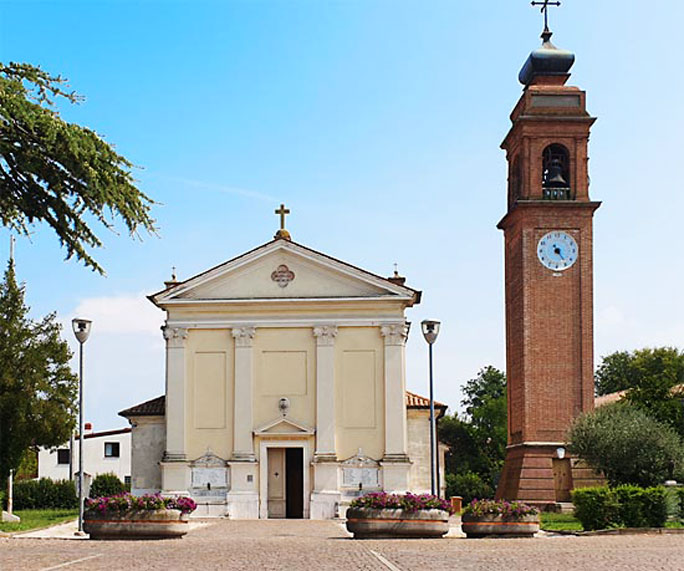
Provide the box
[542,144,571,200]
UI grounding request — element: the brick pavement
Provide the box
[2,519,684,571]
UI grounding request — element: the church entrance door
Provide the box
[266,447,304,519]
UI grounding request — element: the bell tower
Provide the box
[495,12,602,505]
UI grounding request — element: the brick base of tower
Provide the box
[495,445,603,506]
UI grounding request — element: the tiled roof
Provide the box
[120,391,448,418]
[595,383,684,408]
[405,390,447,410]
[119,395,165,417]
[594,390,627,408]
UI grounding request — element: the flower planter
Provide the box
[461,513,540,538]
[84,509,189,540]
[346,508,450,539]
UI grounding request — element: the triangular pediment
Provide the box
[254,416,315,437]
[150,239,419,306]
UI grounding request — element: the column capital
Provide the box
[313,325,338,347]
[162,326,188,348]
[232,326,256,347]
[380,323,409,346]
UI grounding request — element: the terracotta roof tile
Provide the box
[119,395,165,417]
[405,390,447,410]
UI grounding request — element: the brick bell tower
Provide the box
[495,14,602,505]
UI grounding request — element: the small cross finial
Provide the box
[171,266,177,281]
[531,0,561,34]
[275,203,290,230]
[274,204,292,240]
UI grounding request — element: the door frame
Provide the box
[259,438,312,519]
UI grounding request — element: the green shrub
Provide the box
[640,486,668,527]
[677,488,684,519]
[572,487,620,531]
[13,478,77,510]
[89,473,125,499]
[0,489,5,510]
[613,485,647,527]
[447,471,494,504]
[572,485,668,530]
[568,403,684,487]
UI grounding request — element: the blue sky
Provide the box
[1,0,683,430]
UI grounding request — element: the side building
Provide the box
[37,427,132,488]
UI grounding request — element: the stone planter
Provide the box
[461,513,540,538]
[346,507,450,539]
[84,509,189,540]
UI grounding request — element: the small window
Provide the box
[104,442,120,458]
[57,449,70,465]
[124,476,131,486]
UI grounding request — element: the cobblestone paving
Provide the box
[2,520,684,571]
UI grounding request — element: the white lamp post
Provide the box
[421,319,441,497]
[72,318,91,535]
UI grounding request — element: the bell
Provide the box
[545,158,567,188]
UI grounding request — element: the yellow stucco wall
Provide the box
[185,329,234,460]
[253,328,316,448]
[335,327,385,460]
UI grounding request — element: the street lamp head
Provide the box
[72,319,92,344]
[421,319,441,345]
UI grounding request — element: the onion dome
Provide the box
[519,30,575,86]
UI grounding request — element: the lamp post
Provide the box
[72,318,91,535]
[421,319,441,497]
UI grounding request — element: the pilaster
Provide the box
[162,326,188,462]
[380,323,410,462]
[312,325,338,460]
[232,326,256,462]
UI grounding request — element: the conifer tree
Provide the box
[0,260,77,480]
[0,62,156,274]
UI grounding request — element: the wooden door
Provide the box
[267,448,286,518]
[553,458,573,502]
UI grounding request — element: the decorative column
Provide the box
[226,326,259,519]
[380,322,411,493]
[160,326,190,494]
[311,325,340,519]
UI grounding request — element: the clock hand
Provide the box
[553,245,564,259]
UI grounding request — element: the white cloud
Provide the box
[65,292,163,335]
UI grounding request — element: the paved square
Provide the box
[3,520,684,570]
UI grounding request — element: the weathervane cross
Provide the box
[531,0,561,32]
[275,203,290,230]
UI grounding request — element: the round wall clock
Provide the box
[537,231,578,271]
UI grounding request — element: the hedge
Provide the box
[13,478,78,510]
[89,473,126,499]
[572,485,668,531]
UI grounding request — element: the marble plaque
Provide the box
[342,467,379,489]
[192,466,228,489]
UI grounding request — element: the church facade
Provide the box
[120,226,446,519]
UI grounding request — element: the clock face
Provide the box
[537,231,578,271]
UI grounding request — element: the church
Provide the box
[120,213,447,519]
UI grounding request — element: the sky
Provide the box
[1,0,683,431]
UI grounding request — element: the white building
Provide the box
[38,427,132,486]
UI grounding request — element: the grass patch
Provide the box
[541,512,583,531]
[0,509,78,534]
[665,520,684,529]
